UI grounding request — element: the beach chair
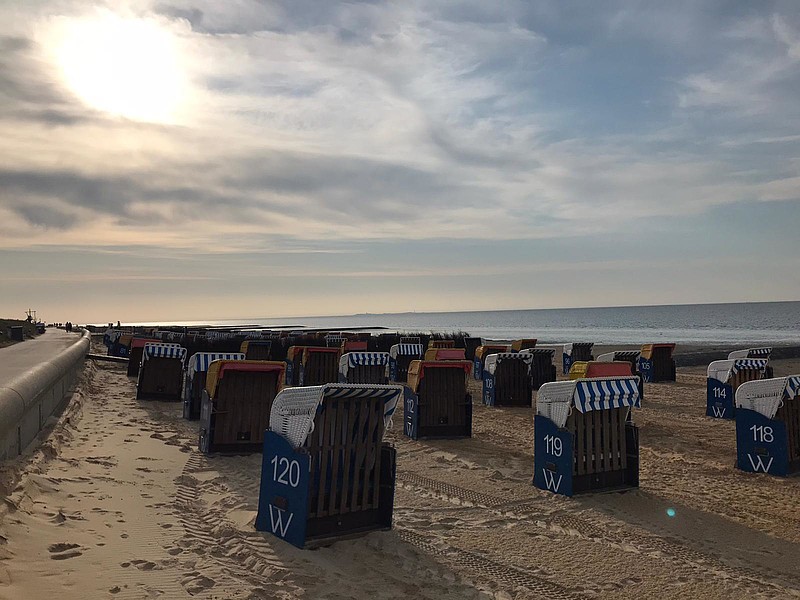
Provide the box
[339,352,390,384]
[240,340,273,360]
[428,339,455,349]
[325,334,345,348]
[403,359,473,439]
[482,352,533,407]
[255,384,403,548]
[473,344,511,380]
[706,358,768,419]
[110,333,133,357]
[127,338,164,376]
[463,337,483,361]
[136,343,187,401]
[388,343,424,382]
[521,348,557,390]
[184,352,245,420]
[735,376,800,476]
[511,338,537,352]
[300,347,341,386]
[534,377,641,496]
[729,347,773,378]
[571,360,644,402]
[424,348,467,362]
[637,343,676,382]
[341,340,368,353]
[400,336,421,344]
[199,360,286,453]
[285,346,305,386]
[562,343,594,375]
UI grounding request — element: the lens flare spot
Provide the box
[666,508,677,518]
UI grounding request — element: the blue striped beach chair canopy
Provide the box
[187,352,246,381]
[707,359,768,383]
[338,352,390,378]
[728,347,772,360]
[536,377,641,428]
[269,384,404,449]
[143,343,187,364]
[735,375,800,419]
[389,343,424,360]
[484,352,533,376]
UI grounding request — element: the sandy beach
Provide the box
[1,340,799,599]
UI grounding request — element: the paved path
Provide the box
[0,329,83,384]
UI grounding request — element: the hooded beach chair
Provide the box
[472,344,511,380]
[570,360,644,402]
[300,347,341,386]
[199,360,286,453]
[403,358,473,439]
[136,343,187,401]
[339,352,390,385]
[562,343,594,375]
[255,384,403,548]
[341,339,368,353]
[735,376,800,476]
[111,334,133,357]
[428,339,455,349]
[534,377,641,496]
[728,347,773,378]
[127,337,164,376]
[184,352,246,420]
[325,334,345,348]
[285,346,305,386]
[706,358,768,419]
[424,347,467,362]
[463,337,483,361]
[511,338,537,352]
[388,342,424,382]
[482,352,533,407]
[521,348,557,390]
[637,343,676,382]
[240,340,273,360]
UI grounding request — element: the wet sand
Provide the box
[0,341,799,599]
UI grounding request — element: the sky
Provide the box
[1,0,799,324]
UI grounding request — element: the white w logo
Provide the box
[747,454,774,473]
[541,469,563,493]
[268,505,294,537]
[711,406,726,418]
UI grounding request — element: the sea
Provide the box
[119,301,800,345]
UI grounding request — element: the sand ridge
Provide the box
[0,343,799,599]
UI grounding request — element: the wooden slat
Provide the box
[575,413,586,476]
[338,399,358,515]
[609,406,620,470]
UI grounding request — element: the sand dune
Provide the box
[0,343,799,599]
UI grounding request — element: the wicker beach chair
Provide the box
[637,343,676,382]
[472,344,511,380]
[300,347,341,386]
[184,352,245,420]
[728,347,773,378]
[198,360,286,453]
[127,338,168,377]
[706,358,768,419]
[404,359,473,439]
[240,340,273,360]
[511,338,537,352]
[735,376,800,476]
[339,352,390,384]
[388,343,424,383]
[520,348,557,390]
[255,384,403,548]
[562,343,594,375]
[136,343,187,401]
[534,377,641,496]
[483,352,533,407]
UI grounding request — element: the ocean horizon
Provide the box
[104,300,800,345]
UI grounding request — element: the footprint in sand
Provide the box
[48,543,82,560]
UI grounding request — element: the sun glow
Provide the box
[52,14,187,123]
